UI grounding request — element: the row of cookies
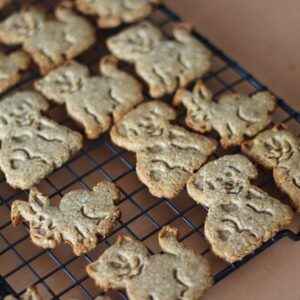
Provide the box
[4,229,213,300]
[0,1,211,97]
[7,154,295,300]
[0,35,298,300]
[0,1,298,300]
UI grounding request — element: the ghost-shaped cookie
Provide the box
[187,154,293,262]
[242,125,300,211]
[87,226,213,300]
[0,2,95,74]
[0,91,82,189]
[107,22,211,98]
[111,101,216,198]
[0,50,31,94]
[0,91,49,140]
[0,116,82,189]
[75,0,161,28]
[35,56,143,139]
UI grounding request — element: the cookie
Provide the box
[4,286,41,300]
[87,226,213,300]
[0,2,95,74]
[242,125,300,211]
[174,80,277,148]
[187,154,293,262]
[11,181,121,255]
[35,55,143,139]
[111,101,216,198]
[107,21,211,98]
[0,91,49,140]
[0,116,82,190]
[0,50,30,93]
[75,0,161,28]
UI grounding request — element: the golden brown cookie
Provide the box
[187,154,293,262]
[0,2,95,74]
[35,56,143,139]
[75,0,161,28]
[0,91,82,189]
[0,116,82,190]
[87,226,213,300]
[111,101,216,198]
[174,80,277,148]
[11,181,121,255]
[107,22,211,98]
[4,286,42,300]
[0,91,49,140]
[242,125,300,211]
[95,297,112,300]
[0,50,30,93]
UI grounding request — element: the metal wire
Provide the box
[0,1,300,299]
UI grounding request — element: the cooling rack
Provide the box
[0,1,300,299]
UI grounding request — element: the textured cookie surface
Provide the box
[174,81,277,148]
[0,91,49,140]
[0,116,82,189]
[108,22,211,98]
[11,181,121,255]
[4,286,42,300]
[0,50,30,93]
[87,226,213,300]
[75,0,161,28]
[187,154,293,262]
[0,2,95,74]
[242,126,300,211]
[111,101,216,198]
[35,56,143,139]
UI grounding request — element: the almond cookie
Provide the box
[75,0,161,28]
[87,226,213,300]
[187,154,293,263]
[0,2,95,74]
[11,181,121,255]
[0,116,82,190]
[242,126,300,211]
[0,50,30,93]
[111,101,216,198]
[174,81,277,148]
[107,22,211,98]
[0,91,49,140]
[35,56,143,139]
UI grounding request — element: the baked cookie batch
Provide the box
[0,1,298,300]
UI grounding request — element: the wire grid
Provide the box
[0,1,300,299]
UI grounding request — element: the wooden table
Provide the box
[166,1,300,299]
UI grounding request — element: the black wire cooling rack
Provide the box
[1,1,300,299]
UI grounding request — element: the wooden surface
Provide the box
[166,1,300,299]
